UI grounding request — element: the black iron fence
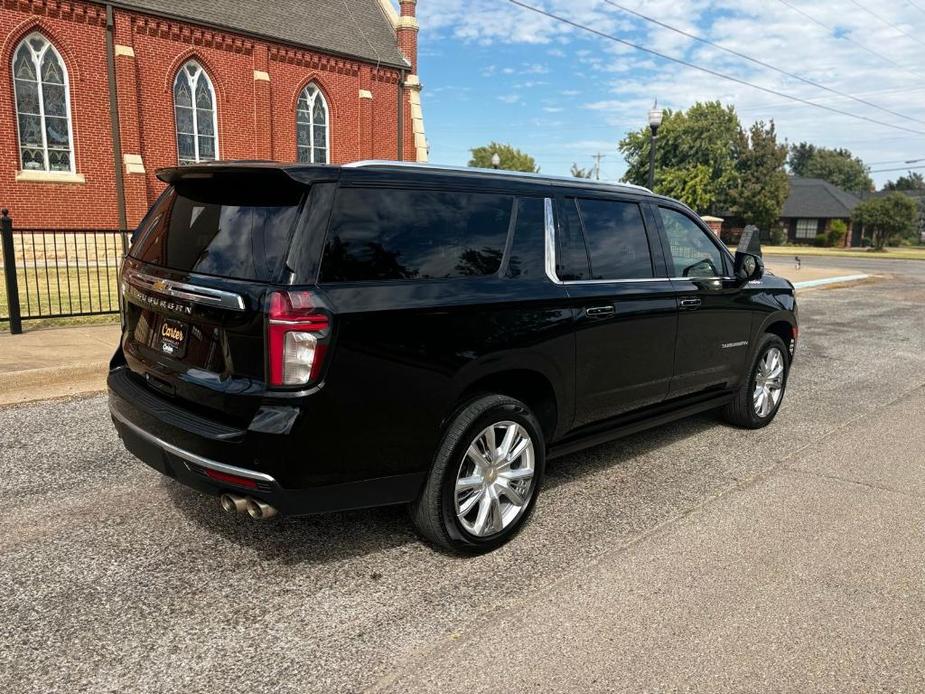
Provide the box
[1,209,131,334]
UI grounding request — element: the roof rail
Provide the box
[343,160,652,194]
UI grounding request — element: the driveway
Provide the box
[1,262,924,692]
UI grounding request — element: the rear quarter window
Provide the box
[320,188,514,282]
[131,175,305,282]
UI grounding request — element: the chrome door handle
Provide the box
[586,305,615,317]
[679,297,701,309]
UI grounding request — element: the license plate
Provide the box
[159,318,188,358]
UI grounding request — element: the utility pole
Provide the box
[591,152,606,181]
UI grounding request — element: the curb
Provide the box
[792,274,870,290]
[0,360,109,406]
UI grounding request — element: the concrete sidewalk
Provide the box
[0,324,119,406]
[381,386,925,692]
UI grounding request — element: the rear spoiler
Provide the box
[156,161,338,185]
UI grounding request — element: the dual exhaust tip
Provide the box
[220,493,277,520]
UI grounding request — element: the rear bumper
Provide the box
[108,368,425,515]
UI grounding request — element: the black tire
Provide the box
[723,333,790,429]
[410,394,545,554]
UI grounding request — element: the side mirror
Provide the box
[734,224,764,284]
[734,251,764,283]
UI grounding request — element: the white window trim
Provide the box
[297,83,330,164]
[174,61,219,165]
[795,218,818,239]
[12,32,76,175]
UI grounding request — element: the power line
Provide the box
[602,0,925,125]
[507,0,925,137]
[867,156,925,165]
[869,164,925,173]
[908,0,925,16]
[773,0,906,70]
[844,0,925,49]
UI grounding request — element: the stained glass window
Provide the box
[173,61,218,165]
[12,33,74,172]
[296,83,328,164]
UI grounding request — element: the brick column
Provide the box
[253,45,272,160]
[113,13,149,226]
[397,0,418,74]
[359,66,374,160]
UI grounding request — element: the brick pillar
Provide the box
[253,45,272,160]
[359,66,374,160]
[113,13,149,226]
[701,216,724,237]
[397,0,418,74]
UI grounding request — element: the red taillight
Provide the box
[267,290,330,387]
[204,468,258,489]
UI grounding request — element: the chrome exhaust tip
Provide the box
[220,493,248,514]
[245,498,278,520]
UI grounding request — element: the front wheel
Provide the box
[411,395,545,554]
[723,333,790,429]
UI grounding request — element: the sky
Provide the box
[412,0,925,188]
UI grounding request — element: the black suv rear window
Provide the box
[130,176,305,282]
[320,188,513,282]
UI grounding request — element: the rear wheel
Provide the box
[723,333,789,429]
[411,395,545,553]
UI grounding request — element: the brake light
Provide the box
[267,291,330,387]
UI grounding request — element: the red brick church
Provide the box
[0,0,426,229]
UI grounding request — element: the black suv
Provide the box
[109,161,797,553]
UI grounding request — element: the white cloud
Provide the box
[420,0,925,184]
[498,94,523,104]
[543,106,565,112]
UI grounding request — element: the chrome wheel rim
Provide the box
[753,347,785,418]
[454,421,536,538]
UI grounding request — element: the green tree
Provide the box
[852,192,919,249]
[468,142,539,172]
[570,163,593,179]
[884,171,925,192]
[787,141,816,176]
[728,120,790,231]
[788,143,873,193]
[618,101,741,212]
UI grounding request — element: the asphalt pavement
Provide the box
[1,258,923,692]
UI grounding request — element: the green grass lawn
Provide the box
[0,266,121,332]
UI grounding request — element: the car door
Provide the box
[654,205,753,398]
[554,196,678,429]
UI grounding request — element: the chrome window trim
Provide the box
[111,407,277,484]
[542,196,675,286]
[124,269,246,311]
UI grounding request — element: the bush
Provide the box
[827,220,847,247]
[814,232,828,247]
[769,226,787,245]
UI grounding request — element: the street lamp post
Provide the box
[647,100,663,190]
[491,152,501,170]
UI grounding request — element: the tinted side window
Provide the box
[659,207,726,278]
[506,197,545,279]
[556,198,589,281]
[576,199,652,280]
[321,188,513,282]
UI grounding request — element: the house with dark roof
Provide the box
[780,177,860,246]
[2,0,425,229]
[718,176,861,246]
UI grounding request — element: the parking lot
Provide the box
[2,257,924,692]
